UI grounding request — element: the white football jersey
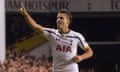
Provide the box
[44,28,89,72]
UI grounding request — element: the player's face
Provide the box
[56,13,70,30]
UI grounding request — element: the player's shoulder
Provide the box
[70,30,86,40]
[70,30,83,37]
[44,27,57,33]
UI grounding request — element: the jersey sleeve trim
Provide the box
[66,36,84,48]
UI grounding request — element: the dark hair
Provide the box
[58,9,72,21]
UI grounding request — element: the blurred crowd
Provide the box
[0,44,95,72]
[0,44,52,72]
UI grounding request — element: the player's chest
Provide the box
[49,33,78,46]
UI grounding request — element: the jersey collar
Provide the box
[58,30,71,36]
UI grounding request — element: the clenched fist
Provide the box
[19,3,28,16]
[72,56,83,63]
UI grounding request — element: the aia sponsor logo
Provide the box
[56,45,72,53]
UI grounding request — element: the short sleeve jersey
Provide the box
[44,28,89,72]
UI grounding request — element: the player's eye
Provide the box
[57,17,64,19]
[60,17,63,19]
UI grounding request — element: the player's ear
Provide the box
[70,17,72,24]
[69,18,72,28]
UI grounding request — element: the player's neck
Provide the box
[59,28,70,34]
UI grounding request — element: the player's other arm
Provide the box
[19,3,45,33]
[72,34,93,62]
[83,45,93,59]
[73,45,93,62]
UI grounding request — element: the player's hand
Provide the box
[19,3,28,16]
[72,56,83,63]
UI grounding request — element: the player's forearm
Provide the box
[23,12,44,31]
[20,3,45,32]
[79,47,93,61]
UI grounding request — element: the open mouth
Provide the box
[57,21,63,25]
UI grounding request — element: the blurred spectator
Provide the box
[5,44,53,72]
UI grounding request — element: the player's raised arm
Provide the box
[19,3,45,33]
